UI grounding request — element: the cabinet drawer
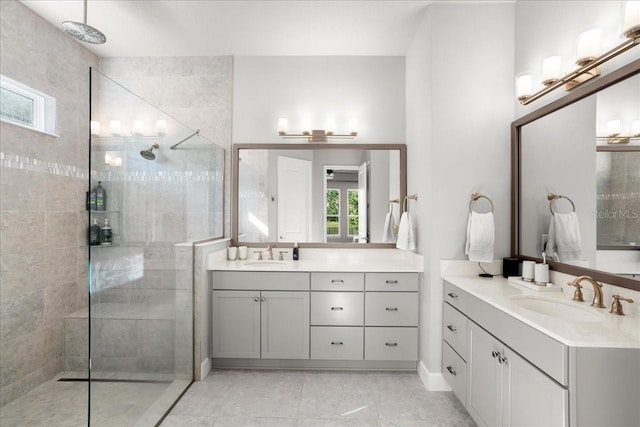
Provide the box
[444,281,468,313]
[311,273,364,291]
[365,273,418,291]
[443,302,468,360]
[311,292,364,326]
[213,271,309,291]
[442,341,467,406]
[311,327,364,360]
[365,293,418,326]
[364,327,418,361]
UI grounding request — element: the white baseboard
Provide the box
[417,360,451,391]
[199,357,211,380]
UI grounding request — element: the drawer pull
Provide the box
[385,307,399,311]
[446,366,457,376]
[447,292,458,299]
[385,342,398,347]
[491,351,500,359]
[331,341,343,346]
[331,307,344,311]
[446,325,457,333]
[331,279,344,284]
[385,280,399,284]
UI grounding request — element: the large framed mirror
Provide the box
[232,143,406,247]
[512,58,640,291]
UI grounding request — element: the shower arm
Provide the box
[169,129,200,150]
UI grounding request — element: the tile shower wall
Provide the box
[97,57,233,378]
[0,0,98,406]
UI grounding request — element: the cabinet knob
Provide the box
[331,341,343,346]
[447,325,457,333]
[499,354,508,365]
[260,296,266,302]
[447,292,458,299]
[254,297,259,302]
[331,307,344,311]
[385,307,399,311]
[385,342,398,347]
[491,351,500,359]
[446,366,457,376]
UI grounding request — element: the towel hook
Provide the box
[403,194,418,213]
[548,192,575,215]
[388,198,399,213]
[469,192,494,213]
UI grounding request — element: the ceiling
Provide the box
[20,0,438,57]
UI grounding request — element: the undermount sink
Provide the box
[242,260,290,267]
[510,295,605,322]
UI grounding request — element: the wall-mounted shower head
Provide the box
[140,144,159,160]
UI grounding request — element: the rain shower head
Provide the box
[140,144,159,160]
[61,0,106,44]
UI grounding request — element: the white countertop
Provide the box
[442,274,640,349]
[208,248,423,272]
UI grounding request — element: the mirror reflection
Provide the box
[236,145,403,244]
[520,74,639,279]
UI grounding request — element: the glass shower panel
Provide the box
[88,68,224,426]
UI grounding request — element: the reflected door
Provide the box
[358,162,368,243]
[277,156,312,242]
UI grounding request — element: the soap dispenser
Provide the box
[292,242,299,261]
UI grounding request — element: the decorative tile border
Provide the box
[0,152,222,182]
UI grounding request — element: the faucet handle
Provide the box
[567,281,584,302]
[610,295,634,316]
[254,250,263,260]
[278,250,288,261]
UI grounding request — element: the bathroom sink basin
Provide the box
[510,295,604,322]
[242,260,290,268]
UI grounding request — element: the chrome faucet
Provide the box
[567,275,605,308]
[266,245,274,260]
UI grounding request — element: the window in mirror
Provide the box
[326,189,340,237]
[348,189,359,237]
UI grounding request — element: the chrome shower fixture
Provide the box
[170,129,200,150]
[61,0,106,44]
[140,144,159,160]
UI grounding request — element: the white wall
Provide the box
[406,2,515,379]
[233,56,405,144]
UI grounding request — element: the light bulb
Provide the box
[576,28,601,66]
[623,1,640,38]
[542,56,562,85]
[516,74,533,101]
[90,120,101,137]
[155,120,167,136]
[607,119,622,135]
[109,120,121,136]
[278,118,288,134]
[132,120,144,136]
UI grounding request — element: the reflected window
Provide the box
[347,189,359,237]
[326,188,340,236]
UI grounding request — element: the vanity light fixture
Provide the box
[277,117,358,142]
[517,1,640,105]
[597,119,635,144]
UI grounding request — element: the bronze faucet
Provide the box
[567,275,605,308]
[610,295,634,315]
[266,244,274,260]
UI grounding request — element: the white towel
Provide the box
[547,212,581,262]
[396,212,415,251]
[382,212,397,243]
[465,212,495,263]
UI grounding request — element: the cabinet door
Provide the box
[211,290,260,358]
[467,321,503,427]
[261,291,310,359]
[503,347,568,427]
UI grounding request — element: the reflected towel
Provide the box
[547,212,582,262]
[465,212,495,263]
[382,212,396,243]
[396,212,415,251]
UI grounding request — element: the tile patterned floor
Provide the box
[0,370,475,426]
[161,370,475,427]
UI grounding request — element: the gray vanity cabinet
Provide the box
[211,272,310,360]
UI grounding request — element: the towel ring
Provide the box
[548,192,576,215]
[469,192,494,213]
[403,194,418,213]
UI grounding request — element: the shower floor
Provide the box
[0,372,189,427]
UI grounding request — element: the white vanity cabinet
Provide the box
[211,272,310,359]
[443,280,568,427]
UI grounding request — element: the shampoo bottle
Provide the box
[89,218,101,245]
[101,218,112,245]
[89,187,97,211]
[292,242,299,261]
[95,181,106,211]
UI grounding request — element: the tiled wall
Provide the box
[0,0,98,406]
